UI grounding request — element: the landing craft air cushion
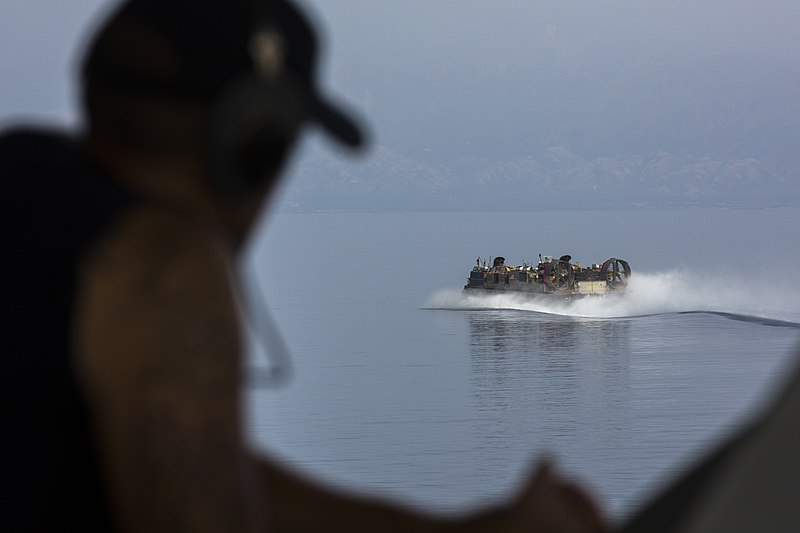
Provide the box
[464,255,631,299]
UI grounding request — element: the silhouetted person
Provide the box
[2,0,605,531]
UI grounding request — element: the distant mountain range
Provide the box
[278,47,799,212]
[280,144,799,212]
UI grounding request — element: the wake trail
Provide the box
[423,271,800,327]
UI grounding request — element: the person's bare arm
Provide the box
[257,452,605,532]
[257,456,453,532]
[75,209,265,533]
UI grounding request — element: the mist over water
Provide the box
[424,271,800,325]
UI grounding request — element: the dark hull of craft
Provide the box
[462,286,611,300]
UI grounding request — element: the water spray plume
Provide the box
[424,271,800,326]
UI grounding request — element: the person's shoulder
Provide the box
[0,127,80,236]
[0,126,73,161]
[0,125,67,141]
[0,126,77,198]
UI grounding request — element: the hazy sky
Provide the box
[2,0,797,177]
[0,0,109,124]
[2,0,797,119]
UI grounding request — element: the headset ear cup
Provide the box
[212,76,305,195]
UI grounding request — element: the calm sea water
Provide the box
[243,208,800,521]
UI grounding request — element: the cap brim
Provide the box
[312,96,365,149]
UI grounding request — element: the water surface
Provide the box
[244,209,800,519]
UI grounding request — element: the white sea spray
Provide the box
[423,271,800,324]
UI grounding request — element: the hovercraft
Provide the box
[464,254,630,298]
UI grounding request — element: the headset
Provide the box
[214,4,311,385]
[212,6,306,385]
[209,2,310,197]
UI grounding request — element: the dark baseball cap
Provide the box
[82,0,364,148]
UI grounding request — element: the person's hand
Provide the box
[506,459,607,533]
